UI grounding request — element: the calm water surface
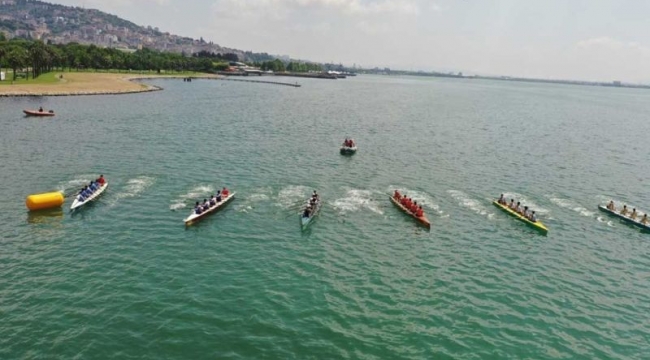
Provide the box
[1,75,650,359]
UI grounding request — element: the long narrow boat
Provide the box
[340,146,357,155]
[492,200,548,234]
[24,109,55,117]
[70,183,108,211]
[389,196,431,229]
[184,192,235,226]
[301,198,321,229]
[598,205,650,231]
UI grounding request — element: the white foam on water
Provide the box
[277,185,311,209]
[549,197,595,217]
[502,192,550,216]
[448,190,493,218]
[170,184,214,210]
[331,189,383,215]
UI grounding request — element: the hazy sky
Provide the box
[51,0,650,82]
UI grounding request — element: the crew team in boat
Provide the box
[606,201,648,225]
[343,138,356,147]
[303,191,320,218]
[77,175,106,201]
[497,194,538,222]
[393,190,425,218]
[194,187,229,215]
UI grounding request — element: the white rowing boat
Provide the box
[70,183,108,211]
[184,192,236,226]
[301,198,321,228]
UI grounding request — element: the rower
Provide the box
[522,206,529,218]
[416,206,424,217]
[630,208,637,220]
[641,214,648,225]
[606,201,615,211]
[350,139,355,147]
[194,201,202,214]
[514,202,521,214]
[400,194,408,206]
[312,190,318,199]
[405,197,412,208]
[303,207,311,218]
[529,211,537,222]
[498,194,506,205]
[508,199,515,209]
[209,195,216,206]
[216,190,222,202]
[393,190,401,200]
[97,175,105,185]
[620,205,628,216]
[39,106,44,112]
[222,187,229,197]
[410,201,418,213]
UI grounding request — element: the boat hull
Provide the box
[70,183,108,211]
[492,201,548,234]
[24,110,55,117]
[301,199,321,229]
[184,192,235,226]
[598,205,650,231]
[389,196,431,229]
[340,146,357,155]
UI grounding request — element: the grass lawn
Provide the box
[0,71,60,86]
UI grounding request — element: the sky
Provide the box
[50,0,650,83]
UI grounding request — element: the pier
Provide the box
[211,77,301,87]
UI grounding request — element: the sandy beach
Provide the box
[0,72,220,97]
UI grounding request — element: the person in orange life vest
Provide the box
[410,201,418,213]
[416,206,424,217]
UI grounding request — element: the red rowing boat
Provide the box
[389,196,431,229]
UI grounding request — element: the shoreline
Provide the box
[0,73,221,97]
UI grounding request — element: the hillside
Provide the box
[0,0,277,62]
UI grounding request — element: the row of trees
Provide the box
[0,38,225,81]
[250,59,322,73]
[0,36,330,81]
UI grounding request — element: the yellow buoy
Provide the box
[26,191,64,211]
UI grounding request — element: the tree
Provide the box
[6,46,28,81]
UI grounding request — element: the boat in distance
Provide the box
[340,146,357,155]
[24,109,55,117]
[70,183,108,211]
[184,192,235,226]
[492,201,548,234]
[389,196,431,229]
[301,198,321,229]
[598,205,650,232]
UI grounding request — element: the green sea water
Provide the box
[1,75,649,359]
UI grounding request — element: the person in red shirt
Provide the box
[410,201,418,213]
[393,190,401,201]
[400,194,408,206]
[221,187,229,197]
[96,174,105,185]
[416,206,424,217]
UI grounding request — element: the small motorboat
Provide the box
[24,109,55,117]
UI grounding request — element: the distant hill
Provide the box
[0,0,278,62]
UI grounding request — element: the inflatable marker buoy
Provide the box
[26,192,64,211]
